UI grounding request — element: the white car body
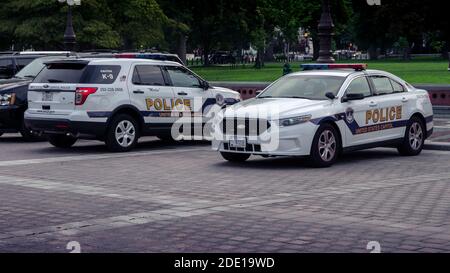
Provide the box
[24,58,240,148]
[212,69,434,159]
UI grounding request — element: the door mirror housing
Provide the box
[325,92,336,100]
[342,93,365,102]
[201,81,210,90]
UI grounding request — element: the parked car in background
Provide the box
[0,55,74,139]
[0,51,72,80]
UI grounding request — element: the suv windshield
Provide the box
[15,58,47,79]
[259,75,345,100]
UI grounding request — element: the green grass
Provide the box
[190,58,450,84]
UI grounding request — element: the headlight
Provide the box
[278,114,312,127]
[0,93,16,106]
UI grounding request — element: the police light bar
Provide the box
[301,63,368,71]
[115,53,156,59]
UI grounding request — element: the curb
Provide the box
[424,141,450,151]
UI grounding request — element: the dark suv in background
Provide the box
[0,54,76,139]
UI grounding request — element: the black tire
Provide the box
[105,114,139,152]
[20,122,43,141]
[48,135,77,148]
[309,123,340,168]
[220,152,251,162]
[397,116,425,156]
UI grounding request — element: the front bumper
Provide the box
[212,121,318,156]
[24,118,107,138]
[0,105,24,132]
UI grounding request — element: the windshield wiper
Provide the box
[258,96,273,99]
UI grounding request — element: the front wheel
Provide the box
[105,114,139,152]
[397,116,425,156]
[48,135,77,148]
[220,152,250,162]
[309,124,340,168]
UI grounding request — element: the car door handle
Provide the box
[178,92,188,96]
[401,97,409,103]
[133,90,145,94]
[369,102,378,107]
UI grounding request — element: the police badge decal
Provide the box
[215,94,225,106]
[345,107,355,124]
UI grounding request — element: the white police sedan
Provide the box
[212,64,434,167]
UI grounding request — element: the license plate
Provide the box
[42,92,53,102]
[229,137,246,148]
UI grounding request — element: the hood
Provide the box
[224,97,329,118]
[0,78,31,93]
[211,86,240,97]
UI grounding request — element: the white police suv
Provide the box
[24,58,240,152]
[212,64,434,167]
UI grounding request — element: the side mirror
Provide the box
[325,92,336,100]
[342,93,365,102]
[202,81,210,90]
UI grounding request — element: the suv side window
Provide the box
[346,76,372,97]
[165,66,201,88]
[0,58,14,78]
[132,65,165,86]
[371,76,394,95]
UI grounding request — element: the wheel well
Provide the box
[107,107,144,134]
[320,120,343,153]
[411,112,426,127]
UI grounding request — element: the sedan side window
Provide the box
[165,66,202,88]
[371,76,394,95]
[346,77,372,97]
[390,79,405,93]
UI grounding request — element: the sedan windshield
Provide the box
[259,75,345,100]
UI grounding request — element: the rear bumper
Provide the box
[24,118,107,138]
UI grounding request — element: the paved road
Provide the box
[1,133,450,253]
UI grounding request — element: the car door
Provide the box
[164,65,213,136]
[368,75,407,141]
[128,64,176,128]
[341,75,377,146]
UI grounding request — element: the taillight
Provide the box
[75,87,97,105]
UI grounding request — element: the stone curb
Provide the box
[424,141,450,151]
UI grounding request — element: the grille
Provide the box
[221,118,271,136]
[223,143,262,153]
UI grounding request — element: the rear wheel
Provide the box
[105,114,139,152]
[48,135,77,148]
[220,152,250,162]
[309,124,340,168]
[397,116,425,156]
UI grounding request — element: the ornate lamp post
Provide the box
[317,0,335,63]
[58,0,81,51]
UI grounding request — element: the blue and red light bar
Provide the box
[301,63,368,71]
[115,53,154,59]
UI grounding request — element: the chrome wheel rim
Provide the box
[409,122,423,150]
[318,129,336,162]
[115,120,136,148]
